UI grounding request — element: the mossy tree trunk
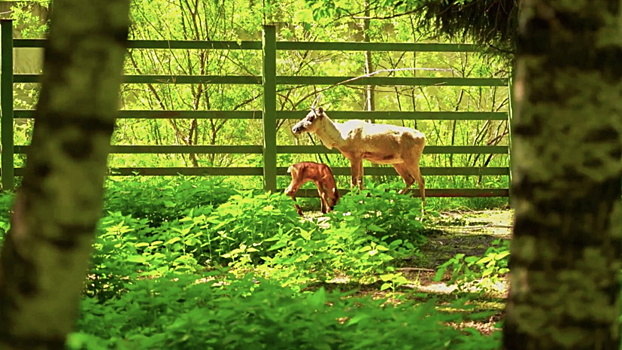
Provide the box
[0,0,129,349]
[505,1,622,349]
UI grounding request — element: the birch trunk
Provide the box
[0,0,129,349]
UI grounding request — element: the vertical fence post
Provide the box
[1,20,14,191]
[262,25,277,192]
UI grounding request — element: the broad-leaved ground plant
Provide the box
[71,274,501,350]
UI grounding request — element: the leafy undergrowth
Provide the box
[71,274,501,350]
[0,178,509,349]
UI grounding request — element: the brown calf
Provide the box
[284,162,339,216]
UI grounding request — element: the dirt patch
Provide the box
[402,210,513,335]
[418,209,513,269]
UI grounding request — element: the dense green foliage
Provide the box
[305,0,517,55]
[103,176,237,224]
[72,275,500,350]
[0,178,507,349]
[436,239,510,292]
[91,178,428,295]
[0,177,622,350]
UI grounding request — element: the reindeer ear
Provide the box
[318,107,324,114]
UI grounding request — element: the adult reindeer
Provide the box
[291,107,425,201]
[285,162,339,216]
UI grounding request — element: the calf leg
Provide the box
[286,192,304,216]
[285,179,308,216]
[316,182,333,214]
[319,190,328,213]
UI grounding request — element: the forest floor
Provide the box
[414,209,513,335]
[419,209,513,269]
[308,209,513,335]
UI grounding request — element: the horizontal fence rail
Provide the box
[14,74,508,86]
[12,145,508,154]
[8,166,509,177]
[1,21,511,198]
[14,110,509,120]
[14,39,482,51]
[293,188,509,198]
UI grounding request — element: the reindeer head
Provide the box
[291,107,326,135]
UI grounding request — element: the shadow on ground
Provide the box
[419,210,513,269]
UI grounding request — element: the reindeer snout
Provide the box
[292,124,303,134]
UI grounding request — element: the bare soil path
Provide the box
[411,209,513,334]
[419,209,513,269]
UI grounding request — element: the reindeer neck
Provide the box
[314,116,346,149]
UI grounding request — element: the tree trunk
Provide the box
[363,1,375,114]
[0,0,129,349]
[504,1,622,349]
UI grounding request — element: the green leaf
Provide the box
[477,256,492,264]
[293,8,314,23]
[126,255,148,263]
[165,237,182,245]
[360,245,372,252]
[367,224,386,232]
[346,314,369,326]
[268,241,288,251]
[299,229,312,240]
[379,273,397,281]
[307,287,326,308]
[433,268,446,282]
[495,251,510,260]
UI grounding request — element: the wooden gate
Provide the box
[0,21,510,197]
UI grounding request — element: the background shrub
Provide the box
[331,183,427,244]
[103,176,236,225]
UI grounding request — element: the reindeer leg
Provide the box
[412,166,426,216]
[406,140,426,202]
[349,161,358,189]
[393,163,415,194]
[394,162,425,216]
[415,173,425,202]
[403,161,425,202]
[350,158,364,190]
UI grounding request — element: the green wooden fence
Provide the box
[0,21,511,197]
